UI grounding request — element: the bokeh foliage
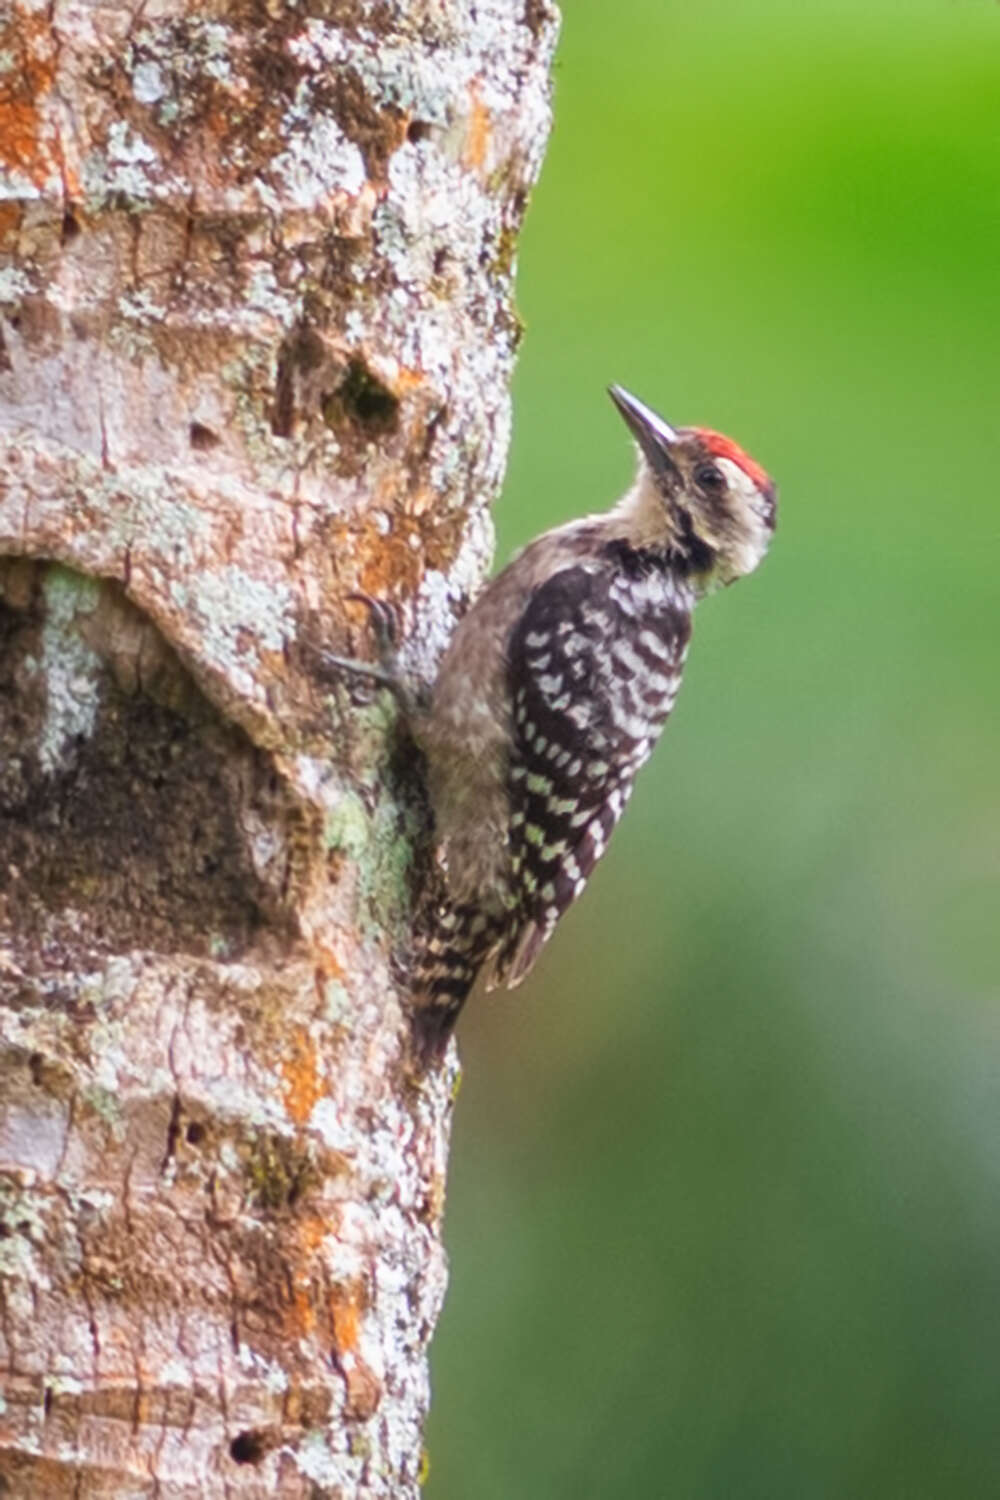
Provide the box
[428,3,1000,1496]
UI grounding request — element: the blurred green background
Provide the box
[427,3,1000,1496]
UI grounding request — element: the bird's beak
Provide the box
[608,385,681,482]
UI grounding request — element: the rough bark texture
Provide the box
[0,1,558,1494]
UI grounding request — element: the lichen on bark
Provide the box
[0,0,559,1493]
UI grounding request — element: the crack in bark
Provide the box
[52,1088,76,1180]
[161,1092,183,1174]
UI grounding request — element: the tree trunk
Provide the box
[0,1,557,1493]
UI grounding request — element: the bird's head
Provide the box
[609,384,777,587]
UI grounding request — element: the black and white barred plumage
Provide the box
[338,387,777,1055]
[498,550,691,981]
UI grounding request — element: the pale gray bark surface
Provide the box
[0,1,558,1493]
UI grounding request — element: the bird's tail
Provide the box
[412,901,500,1061]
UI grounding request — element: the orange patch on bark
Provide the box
[462,84,491,173]
[0,202,23,246]
[280,1028,323,1125]
[289,1279,317,1337]
[280,1214,332,1340]
[330,1285,361,1356]
[350,517,424,601]
[329,1280,382,1416]
[313,949,344,991]
[0,11,57,184]
[392,363,425,394]
[297,1213,328,1257]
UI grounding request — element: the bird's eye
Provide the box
[695,463,725,491]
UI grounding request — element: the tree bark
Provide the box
[0,1,557,1493]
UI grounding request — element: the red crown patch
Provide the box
[692,428,773,497]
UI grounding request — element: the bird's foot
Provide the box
[319,593,418,716]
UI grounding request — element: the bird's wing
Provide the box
[487,560,689,990]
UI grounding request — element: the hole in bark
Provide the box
[432,247,449,275]
[43,1387,53,1417]
[28,1052,45,1085]
[407,119,432,144]
[230,1430,267,1465]
[328,359,399,436]
[185,1120,206,1145]
[189,422,219,451]
[61,211,80,243]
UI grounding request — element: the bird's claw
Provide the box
[316,592,416,708]
[345,592,403,659]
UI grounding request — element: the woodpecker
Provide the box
[333,386,776,1055]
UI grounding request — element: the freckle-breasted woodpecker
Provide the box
[332,386,777,1055]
